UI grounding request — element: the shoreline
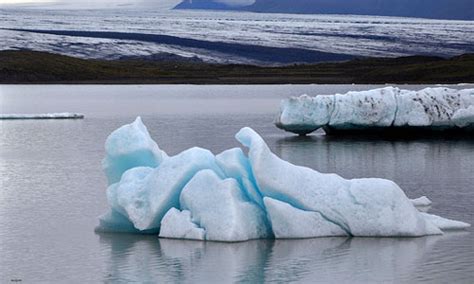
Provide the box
[1,51,473,84]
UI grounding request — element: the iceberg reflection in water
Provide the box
[274,135,474,189]
[99,232,470,283]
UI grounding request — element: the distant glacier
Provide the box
[1,9,473,65]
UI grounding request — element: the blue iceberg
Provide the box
[97,118,470,241]
[102,117,168,185]
[161,169,271,241]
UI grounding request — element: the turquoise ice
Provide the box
[102,117,167,185]
[97,118,470,241]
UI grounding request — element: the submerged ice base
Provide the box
[96,117,470,241]
[275,87,474,135]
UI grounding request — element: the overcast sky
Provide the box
[0,0,255,8]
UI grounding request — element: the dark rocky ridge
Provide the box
[1,50,473,84]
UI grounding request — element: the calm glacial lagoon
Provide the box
[1,84,473,283]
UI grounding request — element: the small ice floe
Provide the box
[410,196,433,212]
[96,117,470,242]
[410,196,433,207]
[275,87,474,135]
[0,113,84,120]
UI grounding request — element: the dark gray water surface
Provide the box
[1,85,473,283]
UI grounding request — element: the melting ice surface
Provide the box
[276,87,474,135]
[96,117,470,241]
[0,112,84,119]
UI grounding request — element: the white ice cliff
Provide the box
[96,117,470,241]
[275,87,474,135]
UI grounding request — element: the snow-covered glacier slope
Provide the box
[96,117,470,241]
[2,9,474,64]
[276,87,474,135]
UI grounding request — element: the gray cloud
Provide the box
[0,0,255,9]
[0,0,182,9]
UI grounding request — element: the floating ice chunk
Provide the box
[276,87,474,135]
[177,170,271,242]
[275,94,334,135]
[98,119,470,240]
[452,105,474,128]
[410,196,432,207]
[330,87,397,129]
[159,208,205,240]
[216,148,264,208]
[236,127,442,236]
[0,112,84,120]
[264,197,347,238]
[394,88,472,127]
[102,117,168,185]
[108,147,224,231]
[421,213,471,230]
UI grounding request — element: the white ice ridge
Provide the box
[96,117,470,241]
[275,87,474,135]
[0,113,84,119]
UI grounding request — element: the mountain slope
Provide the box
[2,50,474,84]
[175,0,474,20]
[174,0,236,10]
[246,0,474,20]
